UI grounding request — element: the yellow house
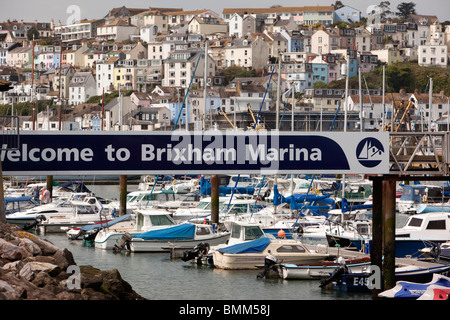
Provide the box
[113,64,127,90]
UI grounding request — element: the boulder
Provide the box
[0,238,22,261]
[12,231,59,255]
[0,222,146,300]
[19,262,62,281]
[18,238,42,257]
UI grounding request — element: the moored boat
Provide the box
[128,223,230,253]
[212,236,330,270]
[281,256,371,280]
[94,209,178,250]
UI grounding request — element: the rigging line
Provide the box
[250,175,265,219]
[254,66,275,130]
[226,174,240,211]
[173,48,203,129]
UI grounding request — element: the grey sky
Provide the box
[1,0,449,24]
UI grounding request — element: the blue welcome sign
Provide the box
[0,131,389,176]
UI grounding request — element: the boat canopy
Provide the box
[134,223,196,240]
[217,236,271,254]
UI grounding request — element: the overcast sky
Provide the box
[1,0,449,24]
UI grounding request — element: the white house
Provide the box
[96,56,119,96]
[162,49,215,88]
[418,44,448,67]
[96,18,138,42]
[140,24,159,43]
[69,72,96,106]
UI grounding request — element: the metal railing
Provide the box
[389,132,450,175]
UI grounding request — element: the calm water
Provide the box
[35,184,376,301]
[43,233,371,301]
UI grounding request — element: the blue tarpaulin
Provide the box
[200,177,255,196]
[134,223,196,240]
[217,236,271,254]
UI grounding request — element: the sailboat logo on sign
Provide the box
[356,138,385,168]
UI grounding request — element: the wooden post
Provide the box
[210,175,219,226]
[46,175,53,203]
[370,176,384,297]
[119,175,127,216]
[383,178,396,290]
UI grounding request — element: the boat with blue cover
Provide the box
[212,236,330,270]
[94,209,178,250]
[129,222,230,252]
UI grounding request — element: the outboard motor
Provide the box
[113,232,133,252]
[319,264,349,289]
[257,251,280,279]
[181,242,210,264]
[23,215,47,231]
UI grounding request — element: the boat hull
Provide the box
[336,264,450,293]
[129,233,230,252]
[352,239,448,258]
[282,258,371,280]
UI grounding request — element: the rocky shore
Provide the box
[0,222,146,300]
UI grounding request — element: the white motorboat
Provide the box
[5,194,106,228]
[300,208,372,244]
[94,209,178,250]
[171,196,229,222]
[212,236,330,270]
[128,223,230,253]
[109,189,177,213]
[348,212,450,258]
[35,197,116,234]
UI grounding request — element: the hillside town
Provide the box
[0,2,449,132]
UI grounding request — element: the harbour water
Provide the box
[43,233,372,301]
[36,184,376,301]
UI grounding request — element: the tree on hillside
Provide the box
[368,1,393,24]
[220,65,259,84]
[26,27,39,41]
[396,2,416,20]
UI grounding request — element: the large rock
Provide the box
[0,238,22,261]
[19,262,62,282]
[0,222,146,300]
[11,231,59,255]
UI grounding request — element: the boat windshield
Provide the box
[243,226,264,241]
[149,214,175,226]
[276,245,306,253]
[230,224,264,241]
[197,201,226,210]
